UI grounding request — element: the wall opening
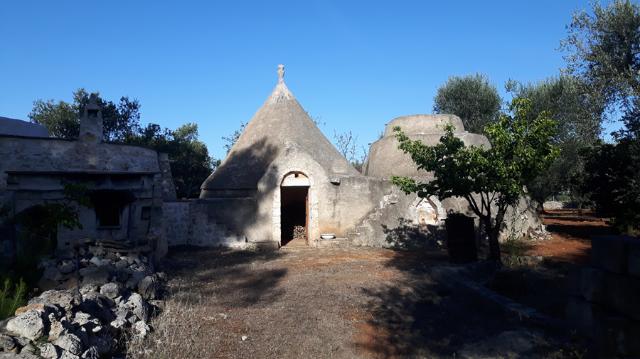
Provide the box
[90,190,135,229]
[280,172,309,246]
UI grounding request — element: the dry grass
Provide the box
[127,246,574,359]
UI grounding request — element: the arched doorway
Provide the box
[280,172,310,246]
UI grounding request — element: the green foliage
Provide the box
[0,278,27,320]
[393,99,558,261]
[507,75,602,204]
[4,183,89,287]
[125,123,214,198]
[579,102,640,235]
[562,0,640,112]
[433,73,502,134]
[562,0,640,233]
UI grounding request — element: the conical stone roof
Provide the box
[201,65,358,194]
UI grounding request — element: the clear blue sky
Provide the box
[0,1,612,159]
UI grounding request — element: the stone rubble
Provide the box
[0,244,164,358]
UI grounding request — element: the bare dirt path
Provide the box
[133,247,573,359]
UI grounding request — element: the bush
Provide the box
[0,277,27,320]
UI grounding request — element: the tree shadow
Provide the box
[354,248,573,357]
[355,278,520,358]
[194,137,281,245]
[382,217,446,250]
[161,246,287,308]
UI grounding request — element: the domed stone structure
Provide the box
[364,114,490,179]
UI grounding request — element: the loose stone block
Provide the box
[6,310,45,341]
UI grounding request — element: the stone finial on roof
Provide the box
[277,64,285,83]
[80,92,103,143]
[87,93,100,110]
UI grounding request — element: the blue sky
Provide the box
[0,1,613,159]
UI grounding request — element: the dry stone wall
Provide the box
[567,236,640,358]
[0,243,164,358]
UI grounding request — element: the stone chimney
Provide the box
[158,153,177,200]
[79,93,103,143]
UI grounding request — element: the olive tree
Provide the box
[433,74,502,134]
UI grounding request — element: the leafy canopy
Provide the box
[433,74,502,134]
[507,75,602,203]
[563,0,640,112]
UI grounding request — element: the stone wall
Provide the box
[567,236,640,358]
[162,200,248,248]
[161,202,191,246]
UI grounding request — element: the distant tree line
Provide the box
[29,89,215,199]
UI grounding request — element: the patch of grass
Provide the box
[501,239,532,257]
[0,277,27,320]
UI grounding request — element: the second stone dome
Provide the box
[364,114,490,179]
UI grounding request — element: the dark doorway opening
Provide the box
[280,186,308,246]
[89,190,135,228]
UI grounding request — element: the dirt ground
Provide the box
[491,209,616,320]
[131,245,578,359]
[527,209,615,263]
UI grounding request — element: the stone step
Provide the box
[316,238,352,249]
[247,240,280,251]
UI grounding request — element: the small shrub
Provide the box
[0,277,27,320]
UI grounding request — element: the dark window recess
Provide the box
[90,190,135,228]
[141,206,151,220]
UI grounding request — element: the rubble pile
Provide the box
[0,244,164,358]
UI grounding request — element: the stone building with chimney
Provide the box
[0,95,175,262]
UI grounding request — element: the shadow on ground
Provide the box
[354,249,581,358]
[162,246,287,307]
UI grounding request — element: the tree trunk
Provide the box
[484,218,502,263]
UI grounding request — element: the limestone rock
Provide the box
[47,314,68,342]
[13,303,47,316]
[79,267,110,286]
[79,284,98,296]
[58,260,76,275]
[0,334,16,352]
[6,310,45,340]
[80,346,99,359]
[59,351,81,359]
[72,312,100,328]
[54,333,83,355]
[137,276,159,300]
[18,342,37,355]
[121,293,148,322]
[37,343,59,359]
[78,293,114,323]
[132,321,150,340]
[125,271,145,290]
[109,317,127,330]
[99,282,121,299]
[29,290,80,313]
[88,256,110,267]
[87,333,113,356]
